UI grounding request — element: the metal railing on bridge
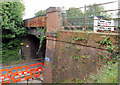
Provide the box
[61,0,120,33]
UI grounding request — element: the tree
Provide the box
[86,4,110,18]
[63,7,84,28]
[35,10,46,17]
[0,1,26,39]
[66,7,84,19]
[0,1,26,63]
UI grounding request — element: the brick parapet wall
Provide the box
[45,31,119,52]
[57,31,119,52]
[44,6,119,83]
[44,31,119,82]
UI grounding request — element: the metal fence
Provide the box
[61,1,120,33]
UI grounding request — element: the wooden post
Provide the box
[84,5,86,32]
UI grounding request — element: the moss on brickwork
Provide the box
[51,31,119,82]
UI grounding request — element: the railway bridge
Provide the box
[0,5,119,84]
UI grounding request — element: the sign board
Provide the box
[45,57,50,62]
[94,16,114,32]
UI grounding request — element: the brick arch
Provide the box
[23,34,46,60]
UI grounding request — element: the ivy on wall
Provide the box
[1,1,26,39]
[1,1,26,64]
[36,25,46,55]
[2,38,22,63]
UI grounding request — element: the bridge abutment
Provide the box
[43,7,61,83]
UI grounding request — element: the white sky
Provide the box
[23,0,119,20]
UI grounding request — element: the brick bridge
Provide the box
[23,7,119,83]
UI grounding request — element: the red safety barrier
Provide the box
[40,68,44,77]
[0,62,44,84]
[10,66,28,75]
[0,75,11,84]
[12,71,32,83]
[37,62,43,69]
[11,66,29,83]
[29,63,43,78]
[29,62,42,72]
[33,69,40,78]
[29,64,35,71]
[0,69,9,76]
[0,69,11,84]
[21,66,28,73]
[10,67,19,75]
[24,71,32,80]
[12,73,21,83]
[33,68,44,78]
[43,62,45,66]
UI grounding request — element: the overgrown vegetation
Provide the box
[1,1,26,39]
[36,25,46,55]
[72,56,79,60]
[59,35,118,83]
[2,38,22,63]
[73,37,87,41]
[35,10,46,17]
[1,1,26,64]
[97,37,118,64]
[92,37,118,83]
[98,37,112,46]
[90,61,118,83]
[60,61,118,83]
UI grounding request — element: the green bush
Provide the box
[90,61,118,83]
[2,38,22,64]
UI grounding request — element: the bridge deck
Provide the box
[24,15,46,28]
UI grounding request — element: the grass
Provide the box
[89,61,118,83]
[59,61,118,83]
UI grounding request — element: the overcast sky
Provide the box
[23,0,118,20]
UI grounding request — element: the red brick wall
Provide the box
[44,31,119,83]
[43,7,119,83]
[43,7,61,83]
[46,7,61,32]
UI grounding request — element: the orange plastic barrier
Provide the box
[0,62,44,84]
[33,69,40,78]
[10,66,28,75]
[21,66,28,72]
[29,62,43,71]
[37,63,43,69]
[12,71,32,83]
[0,69,11,84]
[1,75,11,83]
[10,67,19,75]
[12,73,21,83]
[33,68,44,78]
[0,69,9,76]
[40,68,44,77]
[24,71,32,80]
[42,62,45,66]
[29,64,35,71]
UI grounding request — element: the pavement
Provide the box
[14,76,43,84]
[17,79,42,84]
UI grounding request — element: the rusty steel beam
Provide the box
[24,16,46,27]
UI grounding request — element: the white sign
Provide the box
[94,16,114,32]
